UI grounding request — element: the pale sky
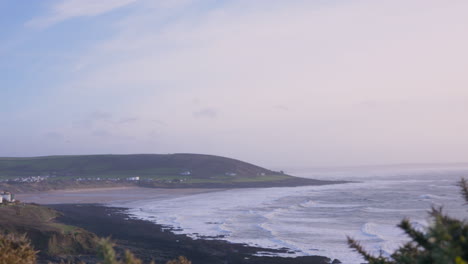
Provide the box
[1,0,468,167]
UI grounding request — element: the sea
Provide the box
[114,164,468,264]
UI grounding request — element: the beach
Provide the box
[49,203,334,264]
[13,166,468,264]
[17,187,336,264]
[16,186,225,204]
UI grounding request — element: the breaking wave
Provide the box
[113,166,468,264]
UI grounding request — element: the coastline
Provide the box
[2,177,348,195]
[14,183,348,263]
[16,187,225,204]
[49,204,338,264]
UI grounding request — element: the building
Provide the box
[180,171,191,176]
[1,191,12,202]
[126,176,140,181]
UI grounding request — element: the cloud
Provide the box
[193,108,218,119]
[60,0,468,165]
[274,105,290,112]
[26,0,137,28]
[89,111,113,120]
[72,111,112,129]
[118,117,139,124]
[12,0,468,166]
[44,132,64,140]
[151,119,167,126]
[91,129,112,137]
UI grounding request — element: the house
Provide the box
[225,172,237,176]
[180,171,191,176]
[126,176,140,181]
[1,191,14,203]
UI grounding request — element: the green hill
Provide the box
[0,154,275,178]
[0,154,338,190]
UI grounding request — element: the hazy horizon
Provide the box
[2,0,468,168]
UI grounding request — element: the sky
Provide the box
[1,0,468,168]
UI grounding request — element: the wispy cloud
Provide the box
[118,117,139,124]
[193,108,218,119]
[26,0,137,28]
[63,0,468,166]
[44,132,64,140]
[6,0,468,166]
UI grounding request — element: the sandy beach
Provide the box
[17,186,340,263]
[49,204,335,264]
[16,186,225,204]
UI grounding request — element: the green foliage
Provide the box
[166,256,191,264]
[98,238,190,264]
[0,223,190,264]
[0,233,38,264]
[0,204,99,257]
[459,178,468,204]
[47,234,60,255]
[98,238,120,264]
[348,178,468,264]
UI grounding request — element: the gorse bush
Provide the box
[0,233,38,264]
[348,178,468,264]
[165,256,191,264]
[0,234,190,264]
[98,238,191,264]
[99,238,146,264]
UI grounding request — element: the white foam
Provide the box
[116,166,467,264]
[418,194,447,200]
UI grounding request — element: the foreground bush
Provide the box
[348,178,468,264]
[0,233,190,264]
[99,238,191,264]
[0,233,38,264]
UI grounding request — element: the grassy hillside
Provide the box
[0,154,337,190]
[0,203,99,262]
[0,154,275,178]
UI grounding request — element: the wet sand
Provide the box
[50,204,336,264]
[18,187,341,263]
[16,187,225,204]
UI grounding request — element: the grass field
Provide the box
[0,154,332,190]
[0,154,293,182]
[0,203,99,256]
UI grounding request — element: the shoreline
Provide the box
[15,180,350,205]
[49,203,338,264]
[16,187,227,204]
[2,177,348,194]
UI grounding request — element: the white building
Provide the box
[1,192,12,202]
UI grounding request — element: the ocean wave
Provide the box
[115,170,467,264]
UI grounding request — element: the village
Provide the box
[0,191,16,205]
[0,170,245,185]
[0,175,50,183]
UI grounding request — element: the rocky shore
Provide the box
[50,204,340,264]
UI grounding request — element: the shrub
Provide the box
[0,233,38,264]
[166,256,191,264]
[98,238,191,264]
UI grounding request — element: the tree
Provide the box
[348,178,468,264]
